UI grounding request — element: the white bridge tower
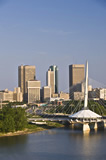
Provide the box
[69,61,102,132]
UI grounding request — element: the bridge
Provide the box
[28,61,106,132]
[28,115,106,128]
[68,61,106,131]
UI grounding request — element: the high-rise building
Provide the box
[46,69,55,96]
[27,80,40,104]
[69,64,85,87]
[41,86,51,102]
[18,65,36,95]
[69,64,85,99]
[49,65,58,93]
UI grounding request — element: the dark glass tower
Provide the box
[49,65,58,93]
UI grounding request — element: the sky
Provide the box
[0,0,106,91]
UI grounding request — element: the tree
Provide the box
[14,108,27,131]
[0,106,27,133]
[2,115,15,133]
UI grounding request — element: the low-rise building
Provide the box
[59,91,69,100]
[97,88,106,100]
[88,88,106,100]
[13,87,23,102]
[73,92,84,100]
[52,93,59,98]
[0,87,23,102]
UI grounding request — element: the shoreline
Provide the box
[0,125,105,138]
[0,122,64,138]
[0,129,46,138]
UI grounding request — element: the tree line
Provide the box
[0,106,27,133]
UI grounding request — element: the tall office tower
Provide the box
[18,65,36,95]
[69,64,85,98]
[46,68,55,96]
[69,64,85,87]
[49,65,58,93]
[41,86,51,102]
[27,80,40,104]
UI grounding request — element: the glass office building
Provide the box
[49,65,59,94]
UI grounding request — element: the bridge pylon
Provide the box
[69,61,104,132]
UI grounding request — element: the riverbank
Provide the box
[0,122,64,137]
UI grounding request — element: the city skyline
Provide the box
[0,0,106,91]
[0,61,106,92]
[0,1,106,159]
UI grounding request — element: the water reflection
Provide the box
[0,135,28,147]
[0,128,105,160]
[68,129,106,160]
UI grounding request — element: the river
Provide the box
[0,128,106,160]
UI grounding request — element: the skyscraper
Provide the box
[49,65,58,93]
[46,68,55,96]
[69,64,85,98]
[18,65,36,95]
[69,64,85,87]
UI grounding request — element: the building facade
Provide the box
[0,87,23,102]
[49,65,58,93]
[27,80,40,104]
[46,68,55,96]
[59,91,69,100]
[99,88,106,100]
[18,65,36,100]
[41,86,51,102]
[89,88,106,100]
[69,64,85,87]
[69,64,85,99]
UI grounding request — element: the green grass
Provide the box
[26,122,64,132]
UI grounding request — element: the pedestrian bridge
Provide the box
[28,117,106,127]
[28,117,69,123]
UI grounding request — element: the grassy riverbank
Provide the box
[0,122,64,137]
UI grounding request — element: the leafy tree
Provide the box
[0,106,27,133]
[2,115,15,133]
[14,108,27,131]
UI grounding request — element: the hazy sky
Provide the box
[0,0,106,91]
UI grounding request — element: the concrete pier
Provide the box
[94,122,98,130]
[69,120,105,132]
[83,123,90,132]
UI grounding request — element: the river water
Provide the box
[0,128,106,160]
